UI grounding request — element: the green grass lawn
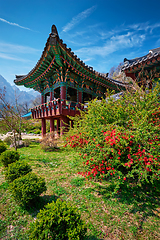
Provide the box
[0,141,160,239]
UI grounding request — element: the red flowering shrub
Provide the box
[64,133,88,148]
[77,129,160,185]
[65,84,160,190]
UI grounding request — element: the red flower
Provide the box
[146,162,151,166]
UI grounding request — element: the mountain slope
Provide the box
[0,75,40,106]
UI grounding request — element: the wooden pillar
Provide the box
[60,85,66,100]
[60,116,69,135]
[57,119,60,135]
[50,118,54,133]
[41,118,46,137]
[41,94,44,104]
[78,91,82,103]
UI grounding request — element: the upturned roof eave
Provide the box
[14,32,52,85]
[14,25,129,90]
[122,48,160,72]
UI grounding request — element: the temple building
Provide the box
[122,47,160,89]
[14,25,128,136]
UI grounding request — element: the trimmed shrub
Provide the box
[0,141,6,155]
[10,172,46,206]
[4,161,32,182]
[0,150,20,167]
[29,199,87,240]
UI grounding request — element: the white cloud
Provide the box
[127,22,160,33]
[75,32,146,59]
[0,42,40,54]
[83,58,93,62]
[62,20,160,62]
[0,52,33,62]
[0,17,32,31]
[62,20,160,72]
[62,5,96,32]
[0,42,40,62]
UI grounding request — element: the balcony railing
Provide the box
[31,99,83,119]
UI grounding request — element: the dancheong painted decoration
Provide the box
[122,47,160,89]
[14,25,129,136]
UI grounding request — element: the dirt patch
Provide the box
[0,133,42,141]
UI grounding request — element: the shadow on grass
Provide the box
[22,194,59,216]
[32,147,67,155]
[96,180,160,233]
[119,182,160,230]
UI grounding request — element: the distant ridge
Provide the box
[0,75,40,106]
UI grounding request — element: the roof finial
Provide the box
[51,25,58,37]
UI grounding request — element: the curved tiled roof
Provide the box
[122,47,160,71]
[14,25,129,91]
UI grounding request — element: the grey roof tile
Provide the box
[122,47,160,71]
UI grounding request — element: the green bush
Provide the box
[0,141,6,154]
[29,199,87,240]
[10,172,47,206]
[0,150,20,167]
[65,84,160,191]
[34,129,41,134]
[4,161,32,182]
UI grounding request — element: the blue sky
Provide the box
[0,0,160,91]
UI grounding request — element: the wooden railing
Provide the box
[31,99,83,119]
